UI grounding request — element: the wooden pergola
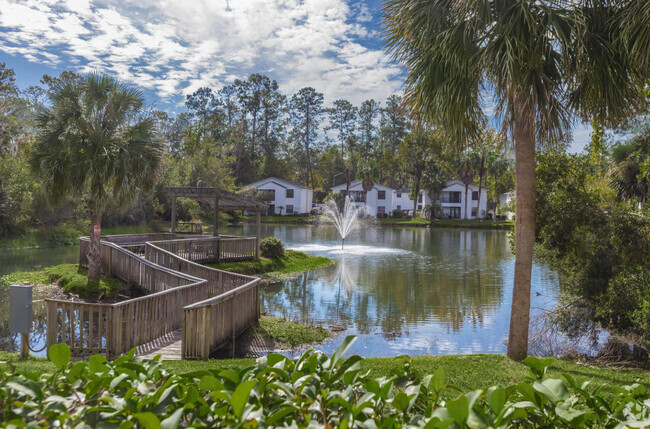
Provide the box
[165,187,267,256]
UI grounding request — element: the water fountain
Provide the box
[323,196,365,249]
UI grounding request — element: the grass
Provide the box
[430,219,514,228]
[253,315,330,347]
[373,217,431,225]
[0,263,125,300]
[241,215,313,224]
[3,350,650,399]
[209,250,333,280]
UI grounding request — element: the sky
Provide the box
[0,0,590,152]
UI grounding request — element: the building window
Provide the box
[418,194,422,203]
[418,205,422,210]
[471,207,478,217]
[350,190,365,202]
[286,205,294,214]
[472,191,479,201]
[377,206,385,215]
[378,190,386,200]
[396,205,401,211]
[396,192,402,198]
[445,207,461,218]
[442,192,461,203]
[340,190,347,196]
[286,189,294,198]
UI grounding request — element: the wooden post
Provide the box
[171,196,177,234]
[213,197,219,237]
[20,333,29,360]
[255,211,261,259]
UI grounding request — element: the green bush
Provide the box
[259,236,284,258]
[4,337,650,427]
[39,220,88,246]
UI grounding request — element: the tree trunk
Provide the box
[87,212,102,280]
[464,184,469,219]
[507,93,536,361]
[477,158,485,220]
[493,175,498,222]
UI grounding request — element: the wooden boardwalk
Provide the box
[136,329,183,360]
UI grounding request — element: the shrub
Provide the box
[392,209,404,218]
[40,220,87,246]
[260,236,285,258]
[4,337,650,427]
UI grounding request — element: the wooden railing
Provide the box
[150,236,258,263]
[48,234,261,359]
[182,279,260,359]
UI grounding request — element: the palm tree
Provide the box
[31,74,162,280]
[357,158,378,208]
[383,0,646,360]
[455,154,475,220]
[424,163,448,220]
[487,151,510,221]
[470,145,489,220]
[608,141,649,209]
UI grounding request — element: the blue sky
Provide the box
[0,0,589,152]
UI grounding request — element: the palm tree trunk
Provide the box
[507,94,536,361]
[493,175,498,222]
[477,159,485,220]
[88,212,102,280]
[464,184,469,219]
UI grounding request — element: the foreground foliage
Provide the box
[4,337,650,427]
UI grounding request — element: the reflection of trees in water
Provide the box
[261,228,511,337]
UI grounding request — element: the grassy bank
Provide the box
[254,315,330,346]
[0,263,126,299]
[209,250,333,280]
[241,215,314,224]
[2,350,649,398]
[430,219,514,229]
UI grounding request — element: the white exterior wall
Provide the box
[331,181,393,217]
[439,181,488,219]
[392,190,428,213]
[245,178,313,214]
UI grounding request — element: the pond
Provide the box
[220,224,560,357]
[0,224,560,357]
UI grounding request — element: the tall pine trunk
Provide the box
[507,93,536,361]
[87,212,102,280]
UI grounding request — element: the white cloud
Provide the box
[0,0,404,106]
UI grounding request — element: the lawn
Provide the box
[253,315,330,347]
[241,215,314,224]
[208,250,333,280]
[430,219,514,228]
[3,350,649,399]
[373,217,431,226]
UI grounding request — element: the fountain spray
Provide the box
[323,195,364,250]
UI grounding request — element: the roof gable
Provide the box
[245,177,312,190]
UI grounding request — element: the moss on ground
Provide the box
[0,263,125,300]
[254,315,330,347]
[209,250,333,281]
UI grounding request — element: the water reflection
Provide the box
[224,224,560,357]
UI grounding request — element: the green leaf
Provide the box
[392,392,410,413]
[134,412,162,429]
[432,369,445,392]
[330,335,357,368]
[88,355,108,373]
[231,380,257,420]
[49,343,71,369]
[161,408,184,429]
[445,395,469,424]
[488,386,506,415]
